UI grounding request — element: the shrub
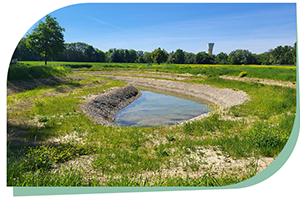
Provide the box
[238,71,247,77]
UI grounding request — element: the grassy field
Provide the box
[7,62,296,186]
[20,61,297,82]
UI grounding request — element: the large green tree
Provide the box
[214,52,228,64]
[184,52,196,64]
[96,50,106,62]
[12,38,42,61]
[151,47,168,64]
[228,49,253,65]
[143,52,153,63]
[174,49,185,64]
[195,52,214,64]
[167,51,175,63]
[26,15,65,65]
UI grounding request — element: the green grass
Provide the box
[20,61,296,82]
[7,61,296,186]
[8,63,72,81]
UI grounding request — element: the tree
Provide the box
[151,47,168,64]
[128,49,137,63]
[167,51,175,63]
[214,52,228,64]
[12,37,42,61]
[108,48,124,63]
[85,45,97,62]
[26,15,65,65]
[195,52,214,64]
[228,49,253,65]
[256,52,272,65]
[136,51,145,63]
[293,42,297,65]
[96,50,106,62]
[174,49,185,64]
[143,52,153,63]
[63,42,88,61]
[184,52,195,64]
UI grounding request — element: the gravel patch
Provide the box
[81,84,142,125]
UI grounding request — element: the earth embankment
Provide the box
[81,84,142,125]
[97,75,250,108]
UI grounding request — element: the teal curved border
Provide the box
[12,3,299,196]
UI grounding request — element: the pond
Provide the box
[114,87,213,127]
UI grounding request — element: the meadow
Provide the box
[7,61,296,186]
[20,61,297,82]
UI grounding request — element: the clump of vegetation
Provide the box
[21,143,97,171]
[239,71,248,77]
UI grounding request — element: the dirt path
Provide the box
[77,70,296,88]
[220,75,296,88]
[75,70,199,81]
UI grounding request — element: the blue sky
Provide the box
[26,3,296,55]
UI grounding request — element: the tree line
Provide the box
[12,39,297,65]
[12,15,296,65]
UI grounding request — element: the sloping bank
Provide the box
[83,76,250,125]
[81,84,142,125]
[98,75,249,107]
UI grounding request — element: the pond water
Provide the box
[114,88,212,127]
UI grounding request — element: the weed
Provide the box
[38,116,50,123]
[166,134,176,142]
[239,71,248,77]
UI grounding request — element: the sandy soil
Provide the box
[97,75,250,108]
[76,70,200,81]
[220,75,296,88]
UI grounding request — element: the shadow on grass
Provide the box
[7,121,57,149]
[7,76,68,95]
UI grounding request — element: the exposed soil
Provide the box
[96,75,250,108]
[50,146,274,184]
[81,85,142,125]
[75,70,201,81]
[220,75,296,88]
[76,70,296,88]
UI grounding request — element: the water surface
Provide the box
[114,89,211,127]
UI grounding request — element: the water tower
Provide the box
[207,43,214,54]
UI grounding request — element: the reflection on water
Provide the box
[114,90,212,127]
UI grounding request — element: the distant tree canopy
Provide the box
[174,49,185,64]
[143,52,153,63]
[13,30,297,66]
[12,38,43,61]
[151,47,168,65]
[195,52,215,64]
[26,15,65,65]
[228,49,253,65]
[214,52,228,64]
